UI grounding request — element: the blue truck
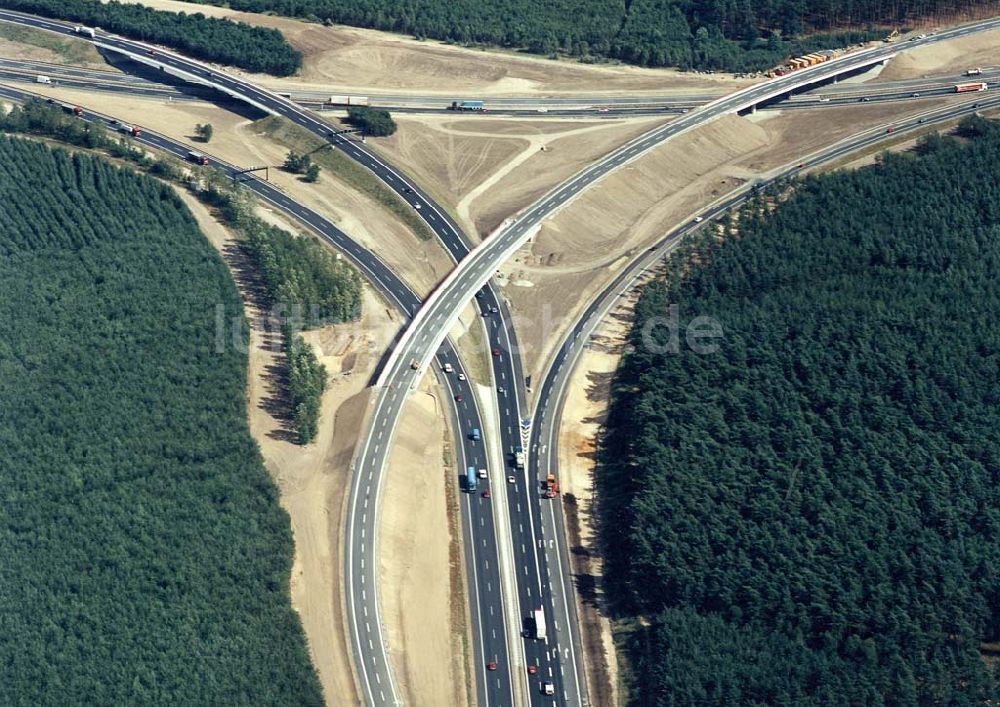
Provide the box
[466,466,477,492]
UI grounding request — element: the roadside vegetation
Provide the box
[169,0,974,72]
[0,21,101,64]
[0,0,301,75]
[256,115,433,240]
[0,99,356,444]
[283,325,327,443]
[600,116,1000,705]
[346,106,397,138]
[0,133,323,704]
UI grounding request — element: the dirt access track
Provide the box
[369,113,671,239]
[121,0,749,98]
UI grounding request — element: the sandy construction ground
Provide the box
[371,114,670,238]
[121,0,750,97]
[380,383,470,707]
[877,26,1000,82]
[503,98,954,384]
[175,184,404,704]
[0,23,108,68]
[22,84,453,298]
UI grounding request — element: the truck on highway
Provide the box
[187,151,209,165]
[533,608,547,640]
[449,100,485,111]
[466,466,477,492]
[118,123,142,137]
[470,428,481,441]
[514,446,525,469]
[74,26,96,39]
[955,82,988,93]
[545,473,559,498]
[966,67,984,76]
[35,75,51,85]
[327,95,370,106]
[61,104,83,117]
[542,682,555,695]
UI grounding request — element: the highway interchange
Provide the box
[1,7,999,706]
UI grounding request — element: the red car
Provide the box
[482,490,491,498]
[492,347,501,357]
[527,664,538,675]
[455,394,463,402]
[487,661,497,671]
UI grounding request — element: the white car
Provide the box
[458,373,466,381]
[507,475,516,484]
[413,202,421,210]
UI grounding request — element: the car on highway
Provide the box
[693,216,704,223]
[487,661,497,671]
[403,186,413,193]
[507,475,516,484]
[458,372,467,381]
[412,202,421,210]
[911,92,920,97]
[482,489,491,498]
[497,386,505,395]
[527,664,537,675]
[492,347,501,356]
[490,306,499,313]
[454,394,463,402]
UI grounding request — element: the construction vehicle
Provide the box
[966,67,984,76]
[326,95,370,106]
[187,151,209,166]
[533,609,547,640]
[884,28,900,42]
[466,466,477,493]
[545,473,559,498]
[74,26,96,39]
[955,82,988,93]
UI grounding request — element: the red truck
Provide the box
[955,82,988,93]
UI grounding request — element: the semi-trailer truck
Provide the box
[450,100,485,111]
[533,609,547,640]
[327,95,370,106]
[61,104,83,116]
[956,82,988,92]
[466,466,477,492]
[74,26,96,38]
[187,151,210,165]
[118,124,142,137]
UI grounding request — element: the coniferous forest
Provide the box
[600,117,1000,705]
[0,135,322,704]
[175,0,996,72]
[0,0,301,75]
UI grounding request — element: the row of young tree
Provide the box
[1,0,301,75]
[173,0,986,71]
[600,117,1000,705]
[0,134,323,704]
[240,216,362,329]
[283,326,327,444]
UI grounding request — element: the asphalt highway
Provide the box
[3,54,998,117]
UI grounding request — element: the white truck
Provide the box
[533,608,547,641]
[327,95,370,106]
[966,67,984,76]
[35,75,51,84]
[74,26,96,39]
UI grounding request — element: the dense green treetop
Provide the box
[601,118,1000,705]
[0,135,322,704]
[171,0,985,71]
